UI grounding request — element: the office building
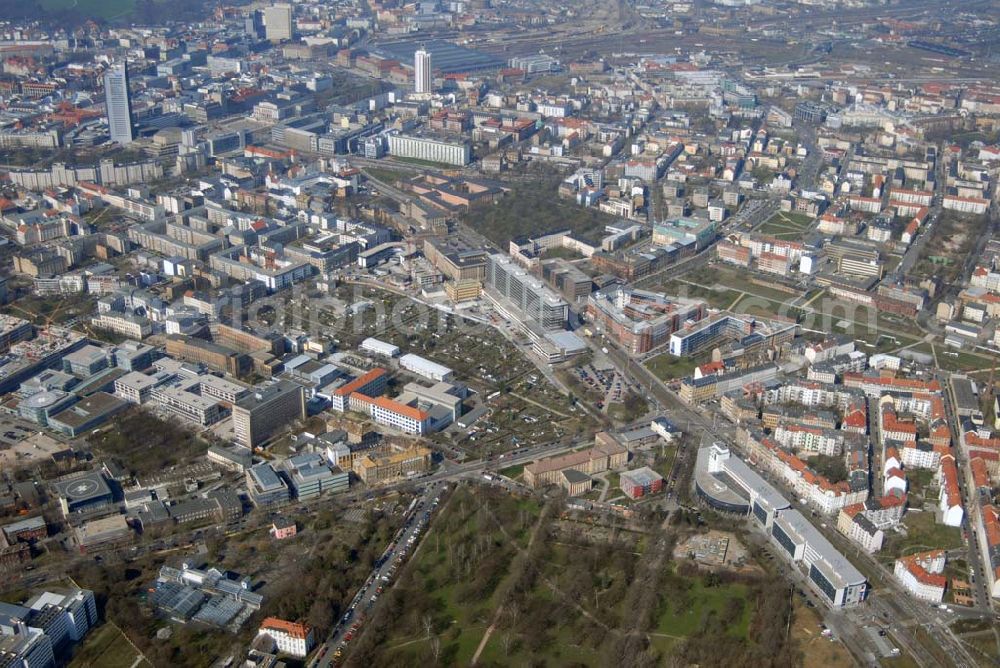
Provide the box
[485,254,569,331]
[75,515,133,553]
[47,392,129,437]
[25,588,98,645]
[165,335,250,378]
[207,444,253,473]
[349,394,431,435]
[387,133,471,166]
[113,340,158,371]
[586,286,706,355]
[0,625,54,668]
[104,62,134,145]
[232,380,306,449]
[19,390,77,427]
[1,517,46,545]
[652,218,716,251]
[246,463,289,508]
[619,467,665,500]
[770,509,868,607]
[355,446,432,484]
[281,452,349,499]
[265,4,293,42]
[414,47,432,94]
[695,444,789,523]
[360,338,400,358]
[668,313,796,357]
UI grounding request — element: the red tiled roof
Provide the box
[260,617,311,639]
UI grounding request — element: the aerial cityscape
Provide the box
[0,0,997,665]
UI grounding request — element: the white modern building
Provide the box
[414,47,432,94]
[399,353,453,382]
[264,4,293,41]
[104,62,134,145]
[387,133,471,166]
[360,337,400,358]
[770,509,868,607]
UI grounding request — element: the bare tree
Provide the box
[422,614,433,639]
[430,635,441,663]
[501,632,515,657]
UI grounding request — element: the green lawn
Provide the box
[498,463,524,479]
[653,447,678,482]
[645,353,701,381]
[388,156,458,170]
[365,167,410,185]
[887,511,964,558]
[656,579,751,638]
[757,211,813,238]
[935,349,993,373]
[69,624,152,668]
[905,468,937,505]
[41,0,135,18]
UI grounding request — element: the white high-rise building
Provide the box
[265,4,293,42]
[414,47,432,94]
[103,62,134,145]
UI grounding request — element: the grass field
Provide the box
[886,511,964,558]
[498,463,524,479]
[389,156,458,170]
[40,0,135,19]
[69,623,152,668]
[757,211,814,238]
[935,348,994,374]
[655,579,750,637]
[365,166,410,186]
[645,353,701,381]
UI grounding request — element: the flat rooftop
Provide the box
[375,40,504,73]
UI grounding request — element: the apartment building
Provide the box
[894,550,947,603]
[836,505,884,553]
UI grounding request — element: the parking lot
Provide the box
[0,422,65,467]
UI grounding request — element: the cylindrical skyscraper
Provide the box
[414,46,432,94]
